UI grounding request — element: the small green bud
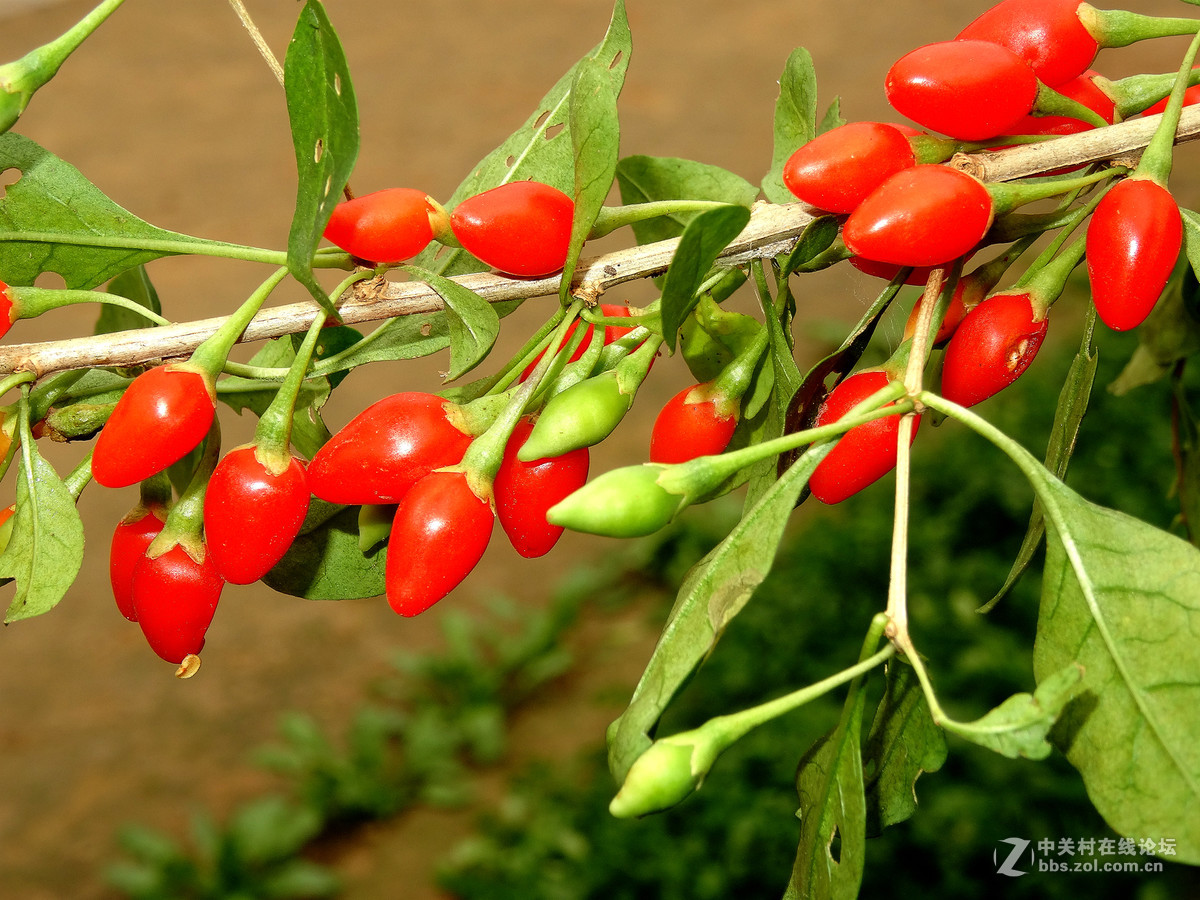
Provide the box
[547,464,682,538]
[519,370,632,462]
[609,731,718,818]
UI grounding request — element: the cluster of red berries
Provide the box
[782,0,1197,504]
[85,0,1200,673]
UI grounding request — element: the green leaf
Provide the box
[0,397,84,621]
[561,55,621,303]
[310,309,455,375]
[412,0,631,277]
[942,663,1083,760]
[985,310,1099,611]
[95,265,161,336]
[403,266,500,382]
[781,215,839,278]
[1172,371,1200,545]
[263,505,385,600]
[785,684,867,899]
[0,133,218,288]
[679,293,763,384]
[862,663,947,836]
[607,439,833,781]
[762,48,818,205]
[818,97,846,135]
[1034,483,1200,861]
[615,155,759,246]
[659,205,751,352]
[929,391,1200,860]
[283,0,358,318]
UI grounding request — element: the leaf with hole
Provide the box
[862,663,946,836]
[0,134,221,289]
[284,0,359,319]
[412,1,630,278]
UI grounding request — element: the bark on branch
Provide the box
[3,104,1199,379]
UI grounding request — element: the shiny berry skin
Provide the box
[494,420,590,558]
[886,40,1039,140]
[307,392,472,505]
[808,370,919,505]
[957,0,1096,88]
[939,291,1049,407]
[0,280,12,340]
[783,122,917,214]
[1143,75,1200,116]
[450,181,574,277]
[843,166,993,267]
[649,383,738,464]
[132,544,224,665]
[323,188,436,264]
[204,447,310,585]
[521,304,634,380]
[92,366,216,489]
[385,470,494,616]
[1086,178,1182,332]
[110,506,167,622]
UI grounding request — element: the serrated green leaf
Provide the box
[785,686,867,899]
[413,0,631,278]
[862,663,946,836]
[0,398,84,621]
[284,0,357,319]
[403,266,500,382]
[0,133,219,288]
[615,155,759,246]
[95,265,161,336]
[263,505,384,600]
[607,439,833,781]
[562,55,621,303]
[762,48,818,205]
[659,205,751,352]
[943,662,1083,760]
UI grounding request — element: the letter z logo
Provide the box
[994,838,1030,877]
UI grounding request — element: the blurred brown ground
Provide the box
[0,1,1197,897]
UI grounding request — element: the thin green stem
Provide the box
[589,200,735,240]
[190,266,290,378]
[0,232,352,269]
